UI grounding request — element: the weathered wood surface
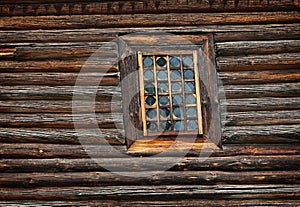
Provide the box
[0,24,299,43]
[0,0,298,16]
[0,199,299,207]
[1,12,299,30]
[0,171,299,187]
[1,155,299,172]
[1,143,299,159]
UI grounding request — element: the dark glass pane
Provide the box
[156,57,167,67]
[170,70,181,80]
[183,57,193,67]
[186,94,196,104]
[147,122,157,132]
[160,108,170,118]
[158,83,169,93]
[185,82,195,92]
[184,70,194,79]
[160,121,171,131]
[145,96,156,106]
[186,107,197,117]
[172,95,183,105]
[144,70,154,80]
[187,120,198,131]
[173,107,183,118]
[144,83,155,93]
[174,121,184,131]
[146,109,157,119]
[171,82,182,92]
[157,70,168,80]
[159,96,169,105]
[170,57,180,67]
[143,56,153,67]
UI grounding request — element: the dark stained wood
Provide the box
[1,12,299,30]
[0,48,17,58]
[0,0,298,16]
[218,53,300,71]
[0,171,299,187]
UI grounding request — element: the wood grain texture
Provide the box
[0,0,298,16]
[1,12,299,30]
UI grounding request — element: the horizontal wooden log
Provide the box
[217,53,300,71]
[0,59,118,72]
[0,199,299,207]
[223,97,300,112]
[1,143,300,159]
[0,100,122,113]
[224,82,300,99]
[0,12,299,30]
[1,155,299,173]
[225,110,300,126]
[220,69,300,85]
[0,170,299,187]
[223,125,300,144]
[0,47,17,58]
[0,0,298,16]
[0,85,121,100]
[217,40,300,56]
[0,113,123,129]
[0,42,117,60]
[0,128,124,145]
[0,72,120,86]
[0,24,299,43]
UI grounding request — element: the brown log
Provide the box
[224,82,300,99]
[217,53,300,71]
[0,85,121,100]
[1,155,300,173]
[220,69,300,85]
[223,125,300,144]
[0,199,299,206]
[0,24,298,43]
[0,12,299,30]
[0,113,123,129]
[0,48,17,58]
[0,100,122,113]
[0,0,298,16]
[216,40,300,56]
[0,170,299,187]
[0,72,120,86]
[225,110,300,126]
[223,97,300,112]
[0,128,124,145]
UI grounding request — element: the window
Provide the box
[118,33,222,152]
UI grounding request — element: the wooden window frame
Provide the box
[118,33,222,153]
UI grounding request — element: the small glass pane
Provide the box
[158,83,169,93]
[185,82,195,92]
[145,96,156,106]
[144,70,154,80]
[170,57,180,67]
[156,57,167,67]
[144,83,155,93]
[173,107,183,118]
[183,57,193,67]
[160,108,170,118]
[159,96,169,105]
[146,109,157,119]
[160,121,171,131]
[171,82,182,92]
[157,70,168,80]
[147,122,157,132]
[186,107,197,117]
[186,94,196,104]
[184,70,194,79]
[143,56,153,67]
[173,95,183,105]
[171,70,181,80]
[187,120,198,131]
[174,121,184,131]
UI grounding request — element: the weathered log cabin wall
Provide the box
[0,1,299,206]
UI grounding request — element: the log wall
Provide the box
[0,0,299,206]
